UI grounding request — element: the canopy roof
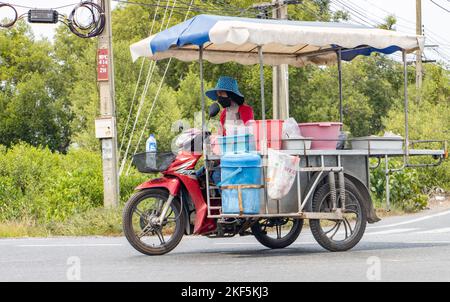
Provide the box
[130,14,424,66]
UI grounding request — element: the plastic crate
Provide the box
[247,119,283,150]
[216,134,256,155]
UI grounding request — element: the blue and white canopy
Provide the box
[130,14,424,66]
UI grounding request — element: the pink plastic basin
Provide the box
[298,122,342,150]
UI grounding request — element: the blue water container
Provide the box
[220,153,261,214]
[217,134,256,155]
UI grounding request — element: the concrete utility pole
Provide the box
[253,0,294,119]
[272,0,289,120]
[96,0,119,208]
[415,0,423,102]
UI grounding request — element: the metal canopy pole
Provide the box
[337,48,343,130]
[199,45,206,149]
[385,154,391,211]
[258,48,266,123]
[199,45,211,216]
[402,50,410,158]
[258,46,267,154]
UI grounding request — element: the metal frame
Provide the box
[337,48,343,129]
[198,43,448,219]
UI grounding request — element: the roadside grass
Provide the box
[0,196,448,238]
[0,221,49,238]
[0,208,124,238]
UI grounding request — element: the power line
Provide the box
[330,0,449,66]
[355,2,450,48]
[112,0,248,16]
[119,0,176,175]
[118,0,163,157]
[362,0,416,25]
[424,25,450,45]
[345,0,386,24]
[429,0,450,13]
[334,0,382,26]
[0,2,80,10]
[329,1,373,26]
[124,0,195,175]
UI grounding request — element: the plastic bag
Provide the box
[267,148,300,200]
[336,131,348,150]
[282,117,302,139]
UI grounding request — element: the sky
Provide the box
[1,0,449,65]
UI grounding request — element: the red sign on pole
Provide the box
[97,48,109,81]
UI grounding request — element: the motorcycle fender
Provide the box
[135,177,181,196]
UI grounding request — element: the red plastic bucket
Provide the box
[298,122,342,150]
[246,120,283,150]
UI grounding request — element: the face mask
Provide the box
[217,96,232,108]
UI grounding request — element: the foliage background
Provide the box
[0,0,449,234]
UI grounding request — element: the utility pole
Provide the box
[272,0,289,120]
[415,0,423,102]
[96,0,119,208]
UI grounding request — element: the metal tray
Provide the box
[281,137,312,150]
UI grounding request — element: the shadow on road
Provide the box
[125,240,450,259]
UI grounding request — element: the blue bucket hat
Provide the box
[205,76,244,101]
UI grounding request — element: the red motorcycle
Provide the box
[122,128,303,256]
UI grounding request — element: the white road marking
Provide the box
[17,244,123,247]
[409,241,450,244]
[214,242,266,245]
[365,228,419,235]
[416,227,450,234]
[368,210,450,229]
[214,242,316,245]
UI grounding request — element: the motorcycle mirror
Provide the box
[209,102,220,118]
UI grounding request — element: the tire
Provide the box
[122,189,187,256]
[251,218,303,249]
[310,179,367,252]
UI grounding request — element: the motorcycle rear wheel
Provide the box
[123,189,186,256]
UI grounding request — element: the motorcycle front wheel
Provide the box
[123,189,186,256]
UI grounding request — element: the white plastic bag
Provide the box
[267,148,300,200]
[282,117,302,139]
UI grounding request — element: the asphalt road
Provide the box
[1,206,450,282]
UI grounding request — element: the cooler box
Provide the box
[247,120,283,151]
[217,134,256,155]
[220,153,262,214]
[298,122,342,150]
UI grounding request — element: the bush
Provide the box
[370,161,429,212]
[0,143,147,224]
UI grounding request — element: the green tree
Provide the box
[0,22,72,152]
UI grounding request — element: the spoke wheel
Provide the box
[251,217,303,249]
[123,189,186,256]
[310,179,367,252]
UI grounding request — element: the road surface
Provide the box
[1,206,450,282]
